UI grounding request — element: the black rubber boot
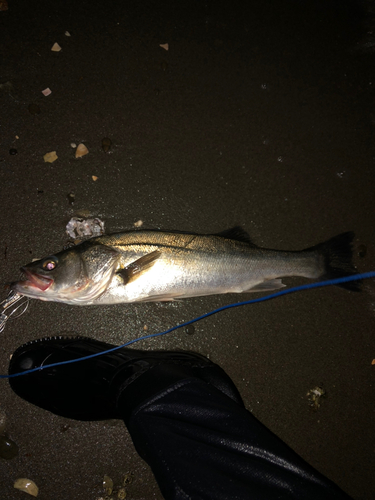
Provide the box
[8,336,243,421]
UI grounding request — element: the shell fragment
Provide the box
[43,151,58,163]
[14,478,39,497]
[75,143,89,158]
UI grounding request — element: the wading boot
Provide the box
[8,336,243,421]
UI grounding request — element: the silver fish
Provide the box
[10,228,359,306]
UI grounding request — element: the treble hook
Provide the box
[0,290,30,333]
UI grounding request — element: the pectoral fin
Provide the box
[117,250,161,285]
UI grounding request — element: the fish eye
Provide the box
[42,257,58,271]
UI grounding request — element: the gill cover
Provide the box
[21,243,120,302]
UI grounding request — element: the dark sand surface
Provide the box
[1,1,375,498]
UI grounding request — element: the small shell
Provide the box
[14,478,39,497]
[75,143,89,158]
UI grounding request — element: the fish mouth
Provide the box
[19,267,54,292]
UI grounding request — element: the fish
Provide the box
[10,228,359,306]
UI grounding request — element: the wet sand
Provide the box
[1,1,374,498]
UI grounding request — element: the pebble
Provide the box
[0,434,19,460]
[185,325,195,335]
[103,475,113,496]
[101,137,112,152]
[358,244,367,258]
[67,193,75,205]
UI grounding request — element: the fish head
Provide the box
[11,243,120,304]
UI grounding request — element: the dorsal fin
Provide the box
[214,226,255,245]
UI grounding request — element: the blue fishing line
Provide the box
[1,271,375,380]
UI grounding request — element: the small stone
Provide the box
[101,137,112,152]
[0,434,19,460]
[28,103,41,115]
[134,220,143,227]
[306,386,326,411]
[70,142,77,148]
[42,88,52,96]
[66,217,105,239]
[67,193,75,205]
[0,81,12,92]
[9,148,17,155]
[92,175,98,181]
[65,31,71,36]
[185,325,195,335]
[159,43,169,51]
[103,475,113,496]
[358,244,367,258]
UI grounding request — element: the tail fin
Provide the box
[309,232,360,291]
